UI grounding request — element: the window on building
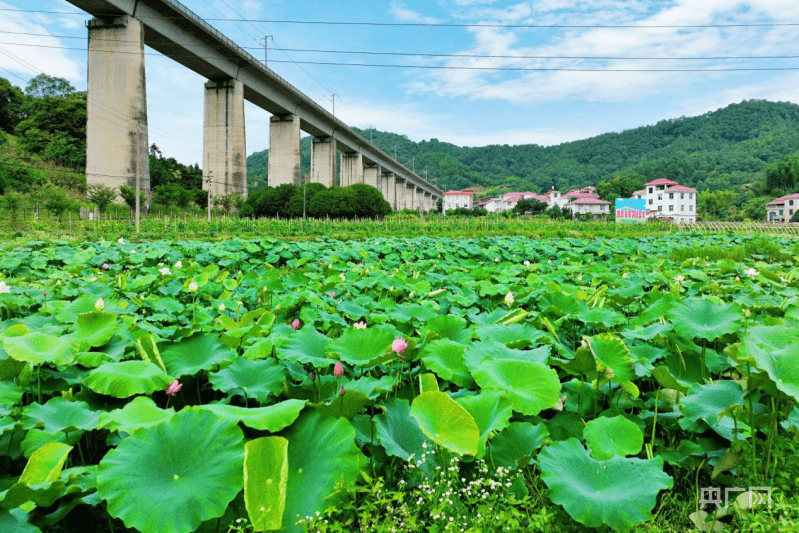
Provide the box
[681,193,684,199]
[690,205,693,211]
[648,187,653,194]
[658,206,662,212]
[791,209,795,215]
[780,209,784,215]
[658,194,662,201]
[680,205,684,211]
[689,193,693,199]
[648,199,653,205]
[669,205,674,212]
[791,200,795,206]
[669,193,674,199]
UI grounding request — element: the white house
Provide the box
[567,197,612,216]
[442,190,474,213]
[637,178,697,223]
[766,193,799,223]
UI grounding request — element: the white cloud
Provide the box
[390,3,441,24]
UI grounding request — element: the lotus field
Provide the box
[0,234,798,532]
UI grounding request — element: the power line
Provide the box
[2,9,798,28]
[5,31,799,61]
[2,41,797,72]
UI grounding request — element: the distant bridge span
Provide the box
[65,0,442,210]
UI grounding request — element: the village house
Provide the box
[636,178,697,223]
[766,193,799,223]
[442,190,474,213]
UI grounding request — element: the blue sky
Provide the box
[2,0,799,166]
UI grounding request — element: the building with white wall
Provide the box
[567,197,611,216]
[637,178,697,223]
[442,190,474,212]
[766,193,799,223]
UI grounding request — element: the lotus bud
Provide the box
[309,372,316,382]
[95,297,105,312]
[339,385,346,396]
[291,318,301,330]
[165,379,182,396]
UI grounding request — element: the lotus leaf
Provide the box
[539,438,673,531]
[669,298,742,341]
[2,332,75,366]
[375,398,429,461]
[681,381,749,441]
[70,312,118,351]
[208,357,287,404]
[277,327,330,368]
[410,391,479,455]
[98,396,175,434]
[281,410,363,533]
[583,415,644,460]
[21,398,100,434]
[587,334,636,383]
[97,408,245,533]
[83,361,174,398]
[325,327,396,367]
[489,421,549,469]
[159,333,235,377]
[471,359,561,416]
[739,325,799,402]
[456,391,513,459]
[200,400,305,432]
[244,437,288,531]
[419,339,474,387]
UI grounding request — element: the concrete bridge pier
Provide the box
[268,114,301,186]
[383,172,396,208]
[416,187,425,211]
[394,177,406,210]
[203,79,247,198]
[407,183,417,211]
[87,15,150,200]
[364,163,380,189]
[310,136,337,187]
[424,192,432,212]
[340,152,363,186]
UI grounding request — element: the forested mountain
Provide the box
[247,100,799,197]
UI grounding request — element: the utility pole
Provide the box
[389,145,397,159]
[303,173,308,220]
[135,122,143,235]
[206,171,213,222]
[259,35,273,66]
[330,93,338,116]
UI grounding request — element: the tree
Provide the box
[513,198,548,215]
[37,184,74,218]
[765,153,799,191]
[0,77,24,133]
[24,74,76,99]
[792,210,799,223]
[87,184,118,213]
[15,90,87,169]
[119,184,137,209]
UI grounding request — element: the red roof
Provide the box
[443,190,473,196]
[529,195,550,202]
[767,193,799,205]
[569,198,611,205]
[666,185,698,193]
[564,191,599,198]
[646,178,678,186]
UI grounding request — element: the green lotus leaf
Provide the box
[2,332,75,366]
[489,421,549,469]
[410,391,480,456]
[244,437,288,532]
[70,312,118,351]
[586,334,636,383]
[474,324,547,349]
[21,398,100,434]
[669,298,742,342]
[208,358,287,404]
[0,381,24,417]
[1,442,72,509]
[199,400,305,432]
[739,325,799,402]
[159,333,235,377]
[0,509,42,532]
[583,416,643,460]
[75,351,116,369]
[681,381,749,441]
[419,373,439,393]
[651,366,690,394]
[539,438,673,531]
[20,429,81,458]
[343,375,397,399]
[419,339,474,387]
[97,408,245,533]
[423,315,472,343]
[464,340,547,369]
[575,307,626,328]
[325,327,395,367]
[98,396,175,434]
[281,410,363,533]
[316,389,370,420]
[456,391,513,459]
[278,327,331,367]
[83,361,174,398]
[471,359,561,416]
[375,398,429,461]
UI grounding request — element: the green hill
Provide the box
[247,100,799,197]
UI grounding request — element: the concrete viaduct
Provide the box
[65,0,442,211]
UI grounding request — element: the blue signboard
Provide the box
[615,199,647,223]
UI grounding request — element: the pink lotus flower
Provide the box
[392,338,408,359]
[291,318,300,330]
[165,380,182,396]
[102,263,109,270]
[334,361,344,377]
[330,291,336,298]
[339,385,346,396]
[353,321,367,329]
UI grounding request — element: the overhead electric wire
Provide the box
[4,31,798,61]
[1,41,796,71]
[2,8,798,28]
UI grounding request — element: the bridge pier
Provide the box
[310,136,336,187]
[340,152,363,186]
[424,192,432,212]
[86,15,149,200]
[268,114,301,186]
[364,163,380,189]
[203,79,247,198]
[416,187,425,211]
[394,177,406,210]
[407,182,416,211]
[383,172,395,208]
